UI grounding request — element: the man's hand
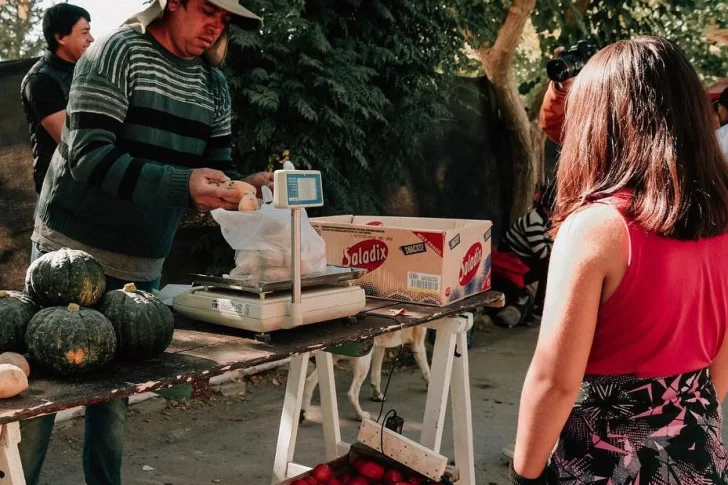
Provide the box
[243,171,275,198]
[189,168,239,212]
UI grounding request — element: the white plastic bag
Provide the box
[210,187,327,282]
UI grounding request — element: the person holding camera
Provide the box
[539,78,571,145]
[539,42,597,144]
[510,36,728,484]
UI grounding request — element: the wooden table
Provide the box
[0,291,504,484]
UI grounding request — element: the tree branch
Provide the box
[469,0,538,222]
[479,0,536,77]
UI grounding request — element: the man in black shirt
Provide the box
[21,3,94,194]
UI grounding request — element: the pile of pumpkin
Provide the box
[0,248,174,398]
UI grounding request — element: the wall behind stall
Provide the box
[382,76,514,246]
[0,58,38,290]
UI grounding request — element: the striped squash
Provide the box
[25,248,106,307]
[97,283,174,361]
[26,304,116,376]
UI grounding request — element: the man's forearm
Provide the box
[63,113,192,209]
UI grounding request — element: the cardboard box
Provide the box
[310,215,492,306]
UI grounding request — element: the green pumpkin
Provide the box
[25,303,117,376]
[97,283,174,361]
[0,290,40,353]
[25,248,106,307]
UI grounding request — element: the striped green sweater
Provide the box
[36,27,235,258]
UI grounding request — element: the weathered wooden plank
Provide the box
[358,418,448,481]
[0,291,502,424]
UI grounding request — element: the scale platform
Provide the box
[172,266,367,334]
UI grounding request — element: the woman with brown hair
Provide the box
[510,36,728,484]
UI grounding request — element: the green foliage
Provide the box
[221,0,726,238]
[0,0,45,61]
[529,0,727,88]
[224,0,478,215]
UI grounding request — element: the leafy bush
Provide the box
[223,0,477,215]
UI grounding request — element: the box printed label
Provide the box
[400,242,427,256]
[413,231,444,257]
[448,233,461,250]
[342,239,388,272]
[459,242,483,286]
[407,272,441,293]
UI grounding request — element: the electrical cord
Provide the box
[381,408,397,457]
[376,342,405,423]
[355,308,410,424]
[376,343,404,460]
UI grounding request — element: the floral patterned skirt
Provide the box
[550,368,728,484]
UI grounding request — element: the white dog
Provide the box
[301,326,431,421]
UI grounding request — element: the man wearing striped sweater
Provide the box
[22,1,266,484]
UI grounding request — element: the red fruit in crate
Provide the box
[291,480,308,485]
[339,472,352,484]
[313,464,333,483]
[358,461,385,480]
[327,479,342,485]
[305,477,318,485]
[352,458,368,471]
[383,469,404,483]
[349,477,369,485]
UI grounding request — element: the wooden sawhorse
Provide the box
[272,312,476,485]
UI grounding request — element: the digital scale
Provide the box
[173,169,367,337]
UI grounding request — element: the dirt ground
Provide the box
[36,320,728,485]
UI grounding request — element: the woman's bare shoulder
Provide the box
[556,203,628,267]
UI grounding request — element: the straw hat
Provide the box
[123,0,262,66]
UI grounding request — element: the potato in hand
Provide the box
[238,192,259,212]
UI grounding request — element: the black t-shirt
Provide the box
[24,74,66,123]
[21,53,73,193]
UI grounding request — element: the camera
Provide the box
[547,40,598,83]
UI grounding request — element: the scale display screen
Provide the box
[273,170,324,208]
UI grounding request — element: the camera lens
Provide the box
[547,58,571,83]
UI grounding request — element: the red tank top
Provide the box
[586,202,728,377]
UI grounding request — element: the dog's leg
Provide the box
[347,351,372,421]
[410,327,431,389]
[300,358,319,423]
[411,341,431,388]
[370,344,387,402]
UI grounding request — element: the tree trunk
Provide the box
[528,81,548,186]
[474,0,537,223]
